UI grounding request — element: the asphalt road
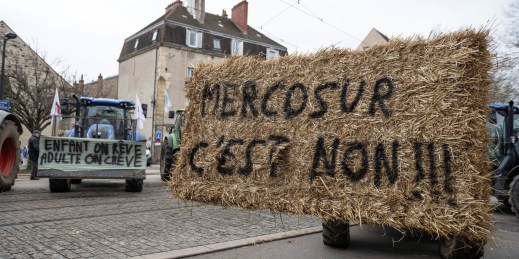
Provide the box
[188,203,519,259]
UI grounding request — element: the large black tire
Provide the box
[49,179,71,192]
[322,220,351,248]
[439,236,484,259]
[160,143,174,182]
[0,120,20,192]
[125,179,143,192]
[509,174,519,218]
[70,179,82,184]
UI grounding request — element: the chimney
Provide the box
[166,0,182,13]
[98,73,104,96]
[232,0,248,34]
[79,75,84,90]
[222,9,228,18]
[186,0,206,23]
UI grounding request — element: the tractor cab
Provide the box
[69,97,144,141]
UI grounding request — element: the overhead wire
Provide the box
[277,0,371,47]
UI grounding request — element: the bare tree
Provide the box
[492,0,519,102]
[3,42,80,134]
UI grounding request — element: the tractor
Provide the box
[160,110,184,181]
[0,108,22,192]
[37,95,148,192]
[488,101,519,216]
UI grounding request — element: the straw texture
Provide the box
[170,29,493,243]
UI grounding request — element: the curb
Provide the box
[129,226,323,259]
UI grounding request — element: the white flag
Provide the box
[50,88,62,124]
[134,94,145,129]
[164,89,172,113]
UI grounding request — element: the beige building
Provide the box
[83,74,118,99]
[117,0,287,150]
[357,28,390,50]
[0,21,72,149]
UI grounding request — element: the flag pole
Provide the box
[52,116,56,136]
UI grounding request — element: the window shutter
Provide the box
[238,41,243,55]
[186,30,191,46]
[197,32,203,48]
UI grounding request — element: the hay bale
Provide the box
[170,29,493,243]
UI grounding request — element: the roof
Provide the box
[120,2,286,60]
[357,28,390,50]
[80,97,134,108]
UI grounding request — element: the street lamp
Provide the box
[0,32,18,100]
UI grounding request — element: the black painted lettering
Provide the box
[238,139,266,176]
[268,135,290,177]
[368,77,393,117]
[428,143,441,199]
[373,141,399,188]
[340,80,365,113]
[134,145,142,167]
[53,139,60,151]
[261,83,284,117]
[83,141,90,152]
[94,143,109,155]
[284,83,308,119]
[189,142,209,175]
[125,156,134,167]
[414,142,425,183]
[342,141,368,182]
[310,136,340,180]
[442,144,454,194]
[310,82,338,119]
[217,139,244,175]
[112,143,119,155]
[40,153,47,165]
[202,83,220,117]
[45,139,52,151]
[241,80,259,118]
[221,82,238,118]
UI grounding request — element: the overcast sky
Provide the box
[0,0,511,83]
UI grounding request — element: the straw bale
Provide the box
[169,29,493,243]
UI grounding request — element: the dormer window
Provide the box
[152,30,158,41]
[134,39,139,49]
[213,39,221,50]
[186,30,202,48]
[266,48,279,60]
[231,39,243,55]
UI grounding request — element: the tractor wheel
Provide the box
[0,120,20,193]
[439,235,484,259]
[322,220,351,248]
[49,179,71,192]
[125,179,143,192]
[509,175,519,219]
[160,144,174,182]
[70,179,82,184]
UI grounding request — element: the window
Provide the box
[266,48,279,60]
[152,30,158,41]
[187,67,194,79]
[134,39,139,49]
[186,30,202,48]
[231,39,243,55]
[213,39,221,50]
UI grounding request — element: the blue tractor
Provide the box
[488,101,519,217]
[37,96,148,192]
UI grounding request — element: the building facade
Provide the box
[82,74,119,99]
[117,0,287,149]
[0,21,72,149]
